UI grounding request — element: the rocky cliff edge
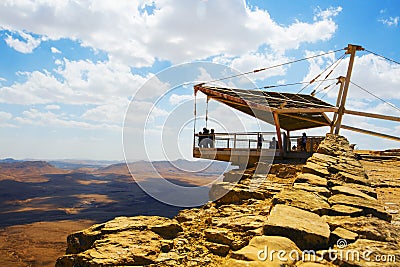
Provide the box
[56,134,400,266]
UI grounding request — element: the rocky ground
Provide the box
[56,134,400,266]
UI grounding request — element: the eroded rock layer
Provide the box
[56,134,400,266]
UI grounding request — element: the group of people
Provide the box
[292,132,308,152]
[198,130,308,151]
[198,127,215,148]
[257,134,279,150]
[258,132,308,152]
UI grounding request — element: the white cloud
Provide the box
[303,52,400,101]
[0,59,161,105]
[169,94,193,105]
[379,16,399,27]
[0,1,341,66]
[0,111,12,121]
[15,108,120,131]
[81,99,130,124]
[4,30,41,53]
[314,6,343,21]
[50,46,61,53]
[45,104,61,110]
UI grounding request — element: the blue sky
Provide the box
[0,0,399,160]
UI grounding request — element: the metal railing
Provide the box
[194,132,280,150]
[287,136,325,153]
[194,132,325,153]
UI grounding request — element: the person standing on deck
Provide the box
[257,133,264,150]
[301,132,307,152]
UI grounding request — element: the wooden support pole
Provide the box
[344,109,400,122]
[341,124,400,142]
[334,44,364,134]
[275,107,338,114]
[273,112,284,154]
[331,76,345,133]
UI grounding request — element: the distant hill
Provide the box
[49,159,123,170]
[0,160,67,182]
[97,159,232,175]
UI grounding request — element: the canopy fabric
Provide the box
[194,84,335,131]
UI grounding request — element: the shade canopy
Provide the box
[194,84,336,131]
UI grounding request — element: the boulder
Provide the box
[231,236,301,266]
[328,194,391,222]
[263,205,330,250]
[330,227,358,244]
[329,204,363,216]
[333,239,400,266]
[272,189,330,215]
[322,216,399,242]
[334,171,370,186]
[57,230,161,267]
[294,173,328,187]
[65,216,181,254]
[205,241,230,256]
[331,185,376,200]
[293,183,331,198]
[302,161,330,177]
[209,182,265,204]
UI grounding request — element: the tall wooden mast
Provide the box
[334,44,364,134]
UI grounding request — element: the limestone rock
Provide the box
[323,216,399,242]
[293,183,331,197]
[334,171,370,186]
[214,214,266,231]
[346,183,377,198]
[205,241,230,256]
[328,194,391,221]
[333,239,400,266]
[204,228,233,247]
[330,227,358,244]
[272,189,330,215]
[65,216,180,254]
[209,182,265,205]
[331,185,376,200]
[295,173,328,187]
[263,205,330,250]
[57,230,161,266]
[302,161,330,177]
[329,204,363,216]
[223,259,275,267]
[231,236,301,265]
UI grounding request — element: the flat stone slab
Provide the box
[293,183,331,197]
[331,185,376,200]
[333,239,400,266]
[294,173,328,187]
[263,204,330,250]
[272,189,330,215]
[231,236,301,265]
[328,194,391,221]
[335,171,370,186]
[331,227,358,243]
[322,215,399,242]
[302,162,330,177]
[329,204,363,216]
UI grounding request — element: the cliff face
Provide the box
[56,134,400,266]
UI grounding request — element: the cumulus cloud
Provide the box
[50,46,61,53]
[0,111,12,121]
[0,59,163,105]
[169,94,193,105]
[379,16,399,27]
[15,108,120,131]
[4,30,41,53]
[0,0,341,66]
[45,104,61,110]
[303,52,400,102]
